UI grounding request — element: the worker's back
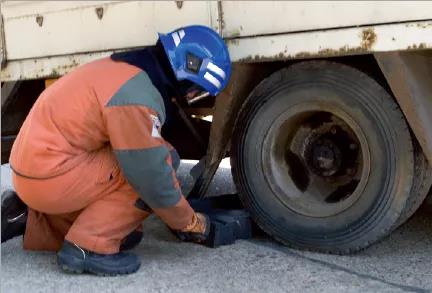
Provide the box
[10,58,142,179]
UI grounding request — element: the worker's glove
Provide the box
[174,212,211,244]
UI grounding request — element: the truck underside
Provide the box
[1,1,432,253]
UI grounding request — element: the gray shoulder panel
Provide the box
[114,146,181,208]
[107,71,166,123]
[170,148,180,172]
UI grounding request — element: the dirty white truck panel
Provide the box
[1,1,432,81]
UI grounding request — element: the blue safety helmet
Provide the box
[158,25,231,97]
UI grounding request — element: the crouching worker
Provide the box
[1,25,231,276]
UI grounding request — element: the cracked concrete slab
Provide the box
[1,161,432,293]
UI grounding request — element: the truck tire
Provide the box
[394,142,432,228]
[231,61,415,254]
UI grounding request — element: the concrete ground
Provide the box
[1,161,432,293]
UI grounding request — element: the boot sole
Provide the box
[60,264,139,276]
[60,264,84,274]
[1,190,27,243]
[58,252,140,276]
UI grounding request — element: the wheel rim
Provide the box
[262,102,371,218]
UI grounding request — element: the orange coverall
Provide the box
[10,57,194,254]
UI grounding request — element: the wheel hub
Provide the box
[262,106,371,218]
[308,138,342,177]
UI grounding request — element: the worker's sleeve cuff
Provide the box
[153,196,195,230]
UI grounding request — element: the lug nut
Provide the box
[346,168,355,175]
[330,127,337,134]
[349,143,358,150]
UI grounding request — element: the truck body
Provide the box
[2,1,432,253]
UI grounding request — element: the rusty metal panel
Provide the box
[2,1,432,81]
[1,1,216,60]
[221,1,432,38]
[0,51,114,81]
[228,21,432,62]
[375,50,432,164]
[3,20,432,81]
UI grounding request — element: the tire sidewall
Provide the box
[232,62,414,251]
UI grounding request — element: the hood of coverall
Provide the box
[110,41,196,124]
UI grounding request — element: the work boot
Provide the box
[1,190,27,243]
[120,230,143,251]
[57,240,141,276]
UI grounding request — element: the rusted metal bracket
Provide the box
[188,90,233,198]
[95,7,104,20]
[0,14,7,69]
[175,1,183,9]
[1,81,21,115]
[188,63,272,198]
[216,0,224,35]
[375,50,432,165]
